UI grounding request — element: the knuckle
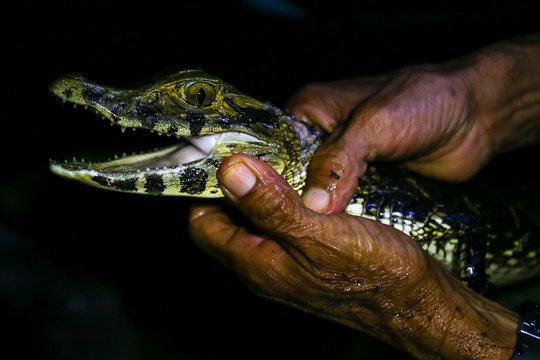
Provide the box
[295,82,330,97]
[288,82,328,109]
[400,68,465,101]
[247,186,300,234]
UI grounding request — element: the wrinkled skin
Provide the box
[288,65,493,213]
[288,40,540,213]
[189,154,517,359]
[190,36,540,359]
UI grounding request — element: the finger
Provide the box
[189,203,277,266]
[216,153,320,246]
[302,127,367,213]
[286,84,343,131]
[286,79,382,132]
[213,154,383,274]
[301,95,417,213]
[189,203,247,263]
[190,202,321,306]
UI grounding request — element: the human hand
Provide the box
[287,64,498,213]
[189,154,518,359]
[289,33,540,213]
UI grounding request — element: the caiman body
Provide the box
[50,70,540,291]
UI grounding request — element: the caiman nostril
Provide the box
[62,89,73,99]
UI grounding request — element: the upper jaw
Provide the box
[49,71,287,195]
[49,75,274,174]
[50,76,187,136]
[50,74,281,139]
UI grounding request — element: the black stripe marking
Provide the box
[145,173,166,193]
[112,178,137,191]
[224,96,244,113]
[135,102,160,127]
[82,86,105,105]
[109,101,129,118]
[188,113,206,136]
[224,96,278,131]
[92,175,110,187]
[180,167,208,194]
[92,176,137,192]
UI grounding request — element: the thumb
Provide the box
[217,153,316,239]
[302,128,366,213]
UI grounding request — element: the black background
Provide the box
[2,1,540,359]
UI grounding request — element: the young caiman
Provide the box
[49,69,540,291]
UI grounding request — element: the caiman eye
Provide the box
[184,82,216,107]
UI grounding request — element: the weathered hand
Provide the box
[287,64,497,213]
[189,154,518,359]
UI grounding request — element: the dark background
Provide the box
[2,1,540,359]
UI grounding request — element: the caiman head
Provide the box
[50,69,320,197]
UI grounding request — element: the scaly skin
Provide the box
[50,70,320,197]
[49,70,540,290]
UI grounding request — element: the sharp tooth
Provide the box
[121,127,126,133]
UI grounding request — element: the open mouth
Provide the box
[49,122,274,197]
[48,70,285,196]
[51,132,261,173]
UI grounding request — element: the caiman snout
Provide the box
[49,75,112,106]
[50,76,82,104]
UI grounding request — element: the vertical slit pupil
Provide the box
[197,88,207,106]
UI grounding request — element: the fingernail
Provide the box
[220,163,256,198]
[302,187,330,213]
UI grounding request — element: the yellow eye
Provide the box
[184,82,216,107]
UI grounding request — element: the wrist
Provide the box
[382,257,519,359]
[437,278,519,359]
